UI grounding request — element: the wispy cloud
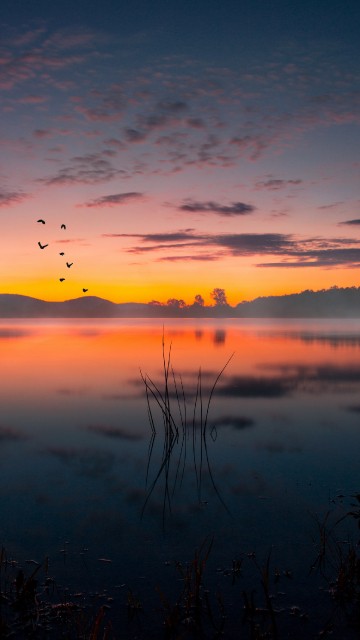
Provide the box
[0,189,28,206]
[81,192,145,207]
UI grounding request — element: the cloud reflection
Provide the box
[46,447,115,478]
[0,425,27,441]
[211,415,255,430]
[86,424,144,440]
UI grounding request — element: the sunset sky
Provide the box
[1,0,359,305]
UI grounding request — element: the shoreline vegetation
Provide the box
[1,494,359,639]
[1,286,360,318]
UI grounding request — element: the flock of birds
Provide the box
[37,219,88,293]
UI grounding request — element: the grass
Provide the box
[1,498,360,638]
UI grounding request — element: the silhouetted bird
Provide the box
[38,241,48,249]
[66,262,73,268]
[59,278,65,282]
[37,219,45,224]
[59,252,65,256]
[82,288,88,293]
[61,224,66,229]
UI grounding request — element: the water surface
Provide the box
[1,318,360,636]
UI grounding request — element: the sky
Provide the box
[1,0,359,305]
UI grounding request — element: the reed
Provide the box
[140,333,234,524]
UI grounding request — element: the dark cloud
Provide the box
[257,248,360,268]
[255,178,303,190]
[339,219,360,226]
[178,199,256,216]
[82,192,144,207]
[186,118,205,129]
[105,229,360,267]
[123,128,148,143]
[157,100,188,113]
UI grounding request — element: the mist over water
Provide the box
[1,318,360,635]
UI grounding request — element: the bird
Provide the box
[59,252,65,256]
[61,224,66,229]
[66,262,73,268]
[38,241,48,249]
[82,288,88,293]
[37,219,45,224]
[59,278,65,282]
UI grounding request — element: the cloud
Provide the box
[106,229,360,268]
[123,128,148,143]
[158,253,222,262]
[255,178,303,190]
[81,192,144,207]
[38,153,125,186]
[257,248,360,268]
[33,129,52,139]
[178,199,256,216]
[339,219,360,226]
[0,189,27,206]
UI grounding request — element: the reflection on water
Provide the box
[141,343,234,526]
[1,318,360,634]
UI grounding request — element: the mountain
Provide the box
[1,287,360,317]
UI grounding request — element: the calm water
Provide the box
[1,318,360,636]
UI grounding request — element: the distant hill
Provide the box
[236,287,360,318]
[1,287,360,318]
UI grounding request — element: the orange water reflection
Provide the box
[2,319,360,395]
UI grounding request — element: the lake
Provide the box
[1,318,360,638]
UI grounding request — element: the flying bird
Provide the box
[37,219,45,224]
[61,224,66,229]
[59,252,65,256]
[82,288,88,293]
[66,262,73,268]
[59,278,65,282]
[38,241,48,249]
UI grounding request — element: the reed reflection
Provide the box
[141,339,234,526]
